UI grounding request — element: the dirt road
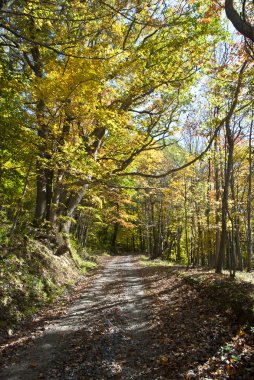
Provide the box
[1,255,252,380]
[0,256,156,380]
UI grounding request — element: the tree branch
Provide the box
[225,0,254,41]
[117,61,248,179]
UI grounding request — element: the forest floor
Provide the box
[1,255,254,380]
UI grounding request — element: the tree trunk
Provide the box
[34,98,48,223]
[225,0,254,42]
[184,177,190,268]
[247,116,253,271]
[9,159,33,238]
[214,137,221,267]
[110,223,119,254]
[176,226,182,262]
[216,123,234,274]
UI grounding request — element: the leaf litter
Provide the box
[0,256,254,379]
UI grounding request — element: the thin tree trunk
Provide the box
[34,99,48,222]
[176,226,182,262]
[216,122,234,274]
[247,115,253,271]
[110,223,119,254]
[9,160,33,238]
[214,137,221,266]
[184,177,190,268]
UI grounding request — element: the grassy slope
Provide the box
[0,238,98,334]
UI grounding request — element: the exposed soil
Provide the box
[1,256,254,379]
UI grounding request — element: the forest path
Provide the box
[0,256,155,380]
[0,256,249,379]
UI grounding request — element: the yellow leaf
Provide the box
[159,355,169,365]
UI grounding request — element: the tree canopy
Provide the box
[1,0,254,276]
